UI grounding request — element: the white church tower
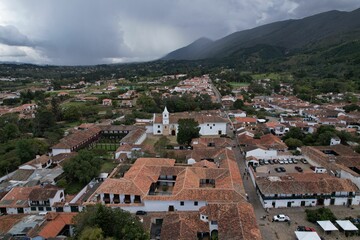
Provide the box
[162,107,169,135]
[162,107,169,125]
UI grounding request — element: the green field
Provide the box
[100,159,118,173]
[229,82,250,88]
[251,73,293,81]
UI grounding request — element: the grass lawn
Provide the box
[229,82,250,88]
[100,160,118,173]
[251,72,293,81]
[93,143,119,151]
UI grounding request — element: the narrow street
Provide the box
[232,138,275,240]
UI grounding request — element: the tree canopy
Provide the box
[73,204,149,240]
[177,118,200,145]
[63,150,102,184]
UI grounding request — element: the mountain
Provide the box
[161,37,213,60]
[162,8,360,60]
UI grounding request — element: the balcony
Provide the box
[30,201,50,207]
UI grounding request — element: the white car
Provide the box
[272,214,290,222]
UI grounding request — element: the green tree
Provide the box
[0,123,20,143]
[282,127,305,141]
[233,99,244,110]
[177,118,200,145]
[63,150,102,184]
[79,227,105,240]
[154,136,170,157]
[305,207,336,223]
[51,97,63,121]
[137,94,160,113]
[33,108,56,137]
[63,105,82,122]
[74,204,149,240]
[284,138,303,149]
[15,139,49,163]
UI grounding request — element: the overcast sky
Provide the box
[0,0,359,65]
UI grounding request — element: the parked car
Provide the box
[269,160,274,164]
[275,167,282,173]
[297,226,316,232]
[259,160,265,165]
[273,159,278,164]
[279,167,286,172]
[301,159,308,164]
[272,214,290,222]
[295,166,303,172]
[288,159,294,164]
[136,210,147,215]
[283,159,289,164]
[278,160,284,164]
[293,159,298,164]
[264,160,269,165]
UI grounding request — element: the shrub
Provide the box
[305,207,336,223]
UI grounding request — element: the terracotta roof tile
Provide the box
[38,213,77,238]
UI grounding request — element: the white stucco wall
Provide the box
[7,207,31,214]
[120,200,207,213]
[340,170,360,189]
[49,190,65,206]
[154,122,227,136]
[153,124,163,135]
[52,148,71,156]
[260,196,359,209]
[199,122,227,135]
[135,132,147,145]
[246,149,277,158]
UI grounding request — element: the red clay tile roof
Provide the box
[235,117,257,123]
[191,137,233,149]
[28,187,61,201]
[21,154,50,168]
[0,214,25,234]
[160,212,208,240]
[199,203,262,240]
[52,126,101,150]
[90,150,247,203]
[37,213,77,238]
[0,187,37,208]
[257,173,359,195]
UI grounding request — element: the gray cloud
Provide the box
[0,25,33,47]
[0,0,359,65]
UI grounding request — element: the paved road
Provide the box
[232,138,275,240]
[208,78,222,103]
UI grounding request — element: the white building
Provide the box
[330,137,341,146]
[255,174,360,209]
[0,186,65,215]
[152,107,228,136]
[86,153,246,213]
[245,146,277,159]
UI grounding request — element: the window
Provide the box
[158,125,160,128]
[31,207,36,211]
[38,207,44,211]
[213,124,215,126]
[180,201,184,206]
[210,127,212,129]
[194,201,198,206]
[46,207,52,211]
[157,130,161,133]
